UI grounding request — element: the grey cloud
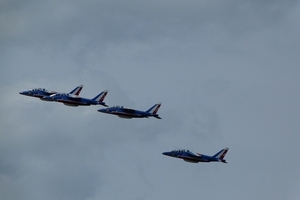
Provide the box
[1,1,300,200]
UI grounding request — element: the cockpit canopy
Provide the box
[30,88,47,92]
[110,106,124,109]
[171,149,200,157]
[172,149,189,153]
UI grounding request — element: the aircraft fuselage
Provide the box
[162,148,228,164]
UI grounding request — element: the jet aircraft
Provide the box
[43,90,108,107]
[19,85,83,100]
[162,147,229,163]
[98,103,161,119]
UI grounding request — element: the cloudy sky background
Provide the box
[1,0,299,199]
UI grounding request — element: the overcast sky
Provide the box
[1,1,299,200]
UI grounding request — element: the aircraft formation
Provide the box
[20,85,229,164]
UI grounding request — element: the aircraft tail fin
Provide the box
[146,103,161,114]
[92,90,108,105]
[69,85,83,96]
[212,148,229,162]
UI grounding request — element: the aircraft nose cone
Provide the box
[97,108,106,113]
[162,152,170,156]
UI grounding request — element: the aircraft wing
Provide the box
[122,108,136,113]
[188,151,201,157]
[57,99,88,105]
[44,90,56,95]
[112,111,140,117]
[66,94,81,99]
[177,155,201,162]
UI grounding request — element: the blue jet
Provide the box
[19,85,83,100]
[162,147,229,163]
[98,103,161,119]
[43,90,108,107]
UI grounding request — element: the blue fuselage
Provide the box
[162,151,220,163]
[19,90,56,99]
[98,107,159,119]
[43,95,104,106]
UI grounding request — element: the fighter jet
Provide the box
[162,147,229,163]
[98,102,161,119]
[19,85,83,100]
[43,90,108,107]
